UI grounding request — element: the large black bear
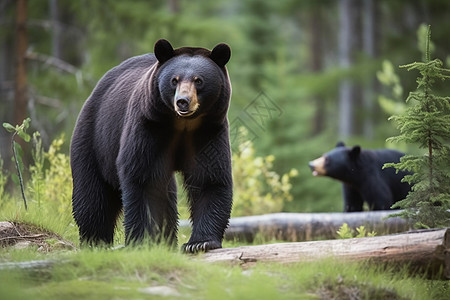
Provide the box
[308,142,411,212]
[70,39,233,253]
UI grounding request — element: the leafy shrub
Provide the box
[336,223,376,239]
[29,134,73,214]
[231,128,298,217]
[1,121,74,238]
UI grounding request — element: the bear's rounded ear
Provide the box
[154,39,175,64]
[336,141,345,148]
[349,145,361,159]
[210,43,231,67]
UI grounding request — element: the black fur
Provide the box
[71,39,232,253]
[309,142,412,212]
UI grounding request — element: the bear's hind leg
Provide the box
[363,181,393,210]
[72,173,122,246]
[162,175,179,247]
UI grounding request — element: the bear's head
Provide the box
[153,39,231,121]
[308,142,361,183]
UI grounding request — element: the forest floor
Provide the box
[1,220,449,300]
[0,221,75,252]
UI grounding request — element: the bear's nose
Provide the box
[176,97,190,111]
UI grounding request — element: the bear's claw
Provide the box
[181,240,221,253]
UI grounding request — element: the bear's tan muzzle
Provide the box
[174,81,200,117]
[308,156,327,176]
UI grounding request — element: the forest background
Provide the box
[1,0,450,213]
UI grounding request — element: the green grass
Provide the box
[1,243,449,300]
[1,199,449,299]
[0,156,448,300]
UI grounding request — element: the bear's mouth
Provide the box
[177,110,193,116]
[176,110,196,117]
[175,101,200,118]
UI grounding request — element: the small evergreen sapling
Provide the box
[385,26,450,228]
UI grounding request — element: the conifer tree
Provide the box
[385,25,450,228]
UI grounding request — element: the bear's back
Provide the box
[372,149,411,196]
[370,149,404,166]
[96,53,156,104]
[73,54,158,188]
[79,53,157,120]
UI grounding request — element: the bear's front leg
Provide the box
[342,184,364,212]
[117,124,179,246]
[121,179,178,246]
[182,182,232,253]
[181,136,233,253]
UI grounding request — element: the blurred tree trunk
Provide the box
[0,5,7,88]
[168,0,179,13]
[362,0,376,139]
[0,1,13,100]
[353,0,364,136]
[50,0,61,59]
[0,2,14,171]
[337,0,356,139]
[310,4,325,135]
[14,0,28,127]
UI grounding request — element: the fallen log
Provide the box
[0,259,58,271]
[201,228,450,279]
[180,211,409,242]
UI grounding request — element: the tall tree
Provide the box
[309,3,325,135]
[14,0,28,127]
[337,0,356,139]
[362,0,377,139]
[0,1,14,169]
[50,0,61,59]
[168,0,180,13]
[386,26,450,228]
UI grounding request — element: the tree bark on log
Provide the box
[202,228,450,278]
[180,211,409,242]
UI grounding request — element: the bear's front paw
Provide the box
[181,240,221,254]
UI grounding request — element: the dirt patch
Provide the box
[315,276,405,300]
[0,221,75,252]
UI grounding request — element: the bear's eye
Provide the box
[194,77,203,86]
[171,78,178,86]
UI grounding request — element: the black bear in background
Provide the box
[308,142,412,212]
[70,39,233,253]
